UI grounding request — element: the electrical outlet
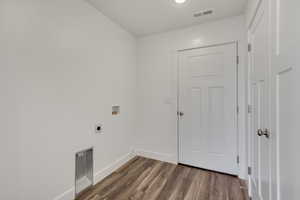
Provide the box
[95,123,103,134]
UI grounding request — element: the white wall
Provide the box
[0,48,20,200]
[0,0,136,199]
[135,15,248,178]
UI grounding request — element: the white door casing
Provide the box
[178,43,238,175]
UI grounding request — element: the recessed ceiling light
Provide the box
[174,0,186,4]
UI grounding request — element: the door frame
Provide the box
[247,0,262,197]
[176,41,240,175]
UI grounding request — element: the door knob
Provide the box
[177,111,184,117]
[257,128,270,138]
[257,129,264,136]
[262,128,270,138]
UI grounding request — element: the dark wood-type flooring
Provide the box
[77,156,249,200]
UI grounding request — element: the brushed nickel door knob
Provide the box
[177,111,184,117]
[257,129,263,136]
[262,129,270,138]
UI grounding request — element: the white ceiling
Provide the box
[88,0,247,36]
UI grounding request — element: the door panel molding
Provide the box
[275,67,293,200]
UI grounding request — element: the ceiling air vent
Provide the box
[193,9,213,18]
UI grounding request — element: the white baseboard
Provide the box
[53,188,74,200]
[93,152,135,184]
[53,151,135,200]
[134,149,177,164]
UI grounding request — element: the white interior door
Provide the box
[248,1,271,199]
[178,43,238,175]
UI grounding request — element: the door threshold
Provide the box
[178,163,238,177]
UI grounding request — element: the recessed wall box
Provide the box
[112,105,120,115]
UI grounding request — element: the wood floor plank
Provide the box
[184,169,209,200]
[141,163,177,200]
[77,156,249,200]
[96,158,156,199]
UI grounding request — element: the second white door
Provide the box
[248,1,271,199]
[178,43,238,175]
